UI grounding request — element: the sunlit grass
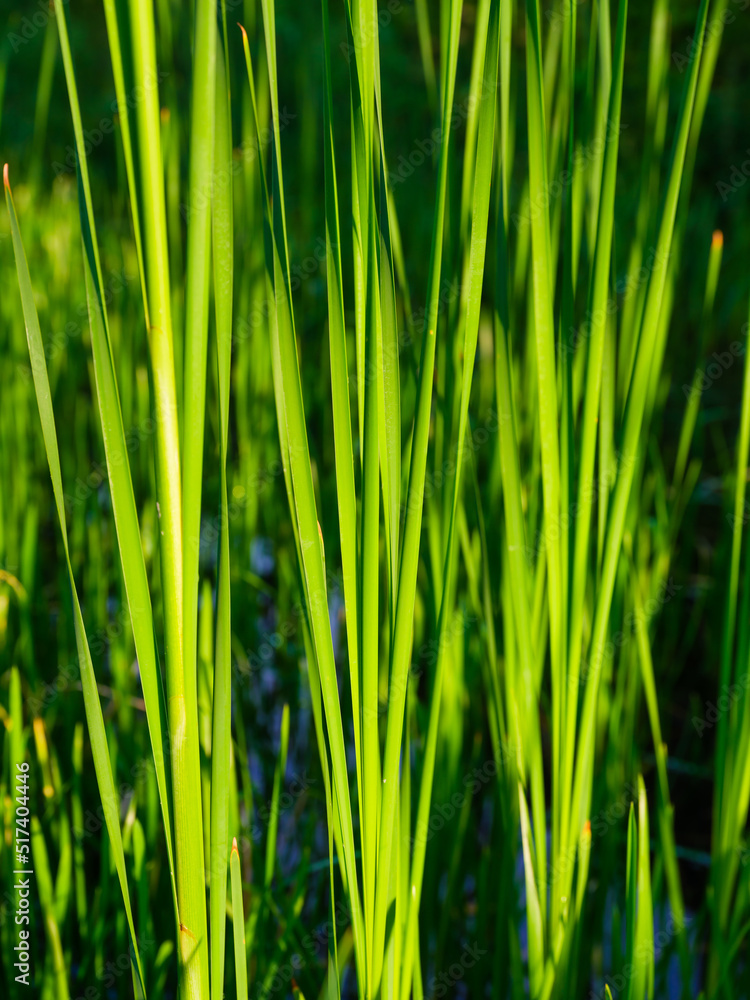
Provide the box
[2,0,749,997]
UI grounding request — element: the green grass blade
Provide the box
[401,2,501,990]
[563,0,628,894]
[127,0,211,990]
[101,0,150,326]
[230,839,248,1000]
[519,783,544,998]
[673,230,723,488]
[241,15,367,988]
[524,0,563,715]
[569,0,711,849]
[264,704,289,890]
[50,0,179,924]
[210,29,234,1000]
[5,166,145,997]
[182,1,217,865]
[374,1,465,988]
[320,0,362,839]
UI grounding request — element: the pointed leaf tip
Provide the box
[712,230,723,249]
[232,836,239,854]
[238,22,248,40]
[3,163,9,189]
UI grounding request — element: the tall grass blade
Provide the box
[210,28,234,1000]
[5,166,145,997]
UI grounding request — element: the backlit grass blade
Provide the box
[373,1,464,988]
[563,0,628,895]
[519,783,544,998]
[241,13,367,988]
[305,622,341,1000]
[343,6,384,970]
[673,230,723,489]
[378,141,401,624]
[414,0,437,110]
[210,29,234,1000]
[569,0,711,848]
[264,704,289,890]
[708,290,750,991]
[359,89,381,1000]
[714,293,750,836]
[101,0,150,325]
[182,1,217,872]
[5,166,145,997]
[401,3,500,991]
[524,0,563,720]
[50,0,178,923]
[631,777,654,1000]
[230,839,249,1000]
[320,0,362,835]
[128,0,209,991]
[631,562,689,984]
